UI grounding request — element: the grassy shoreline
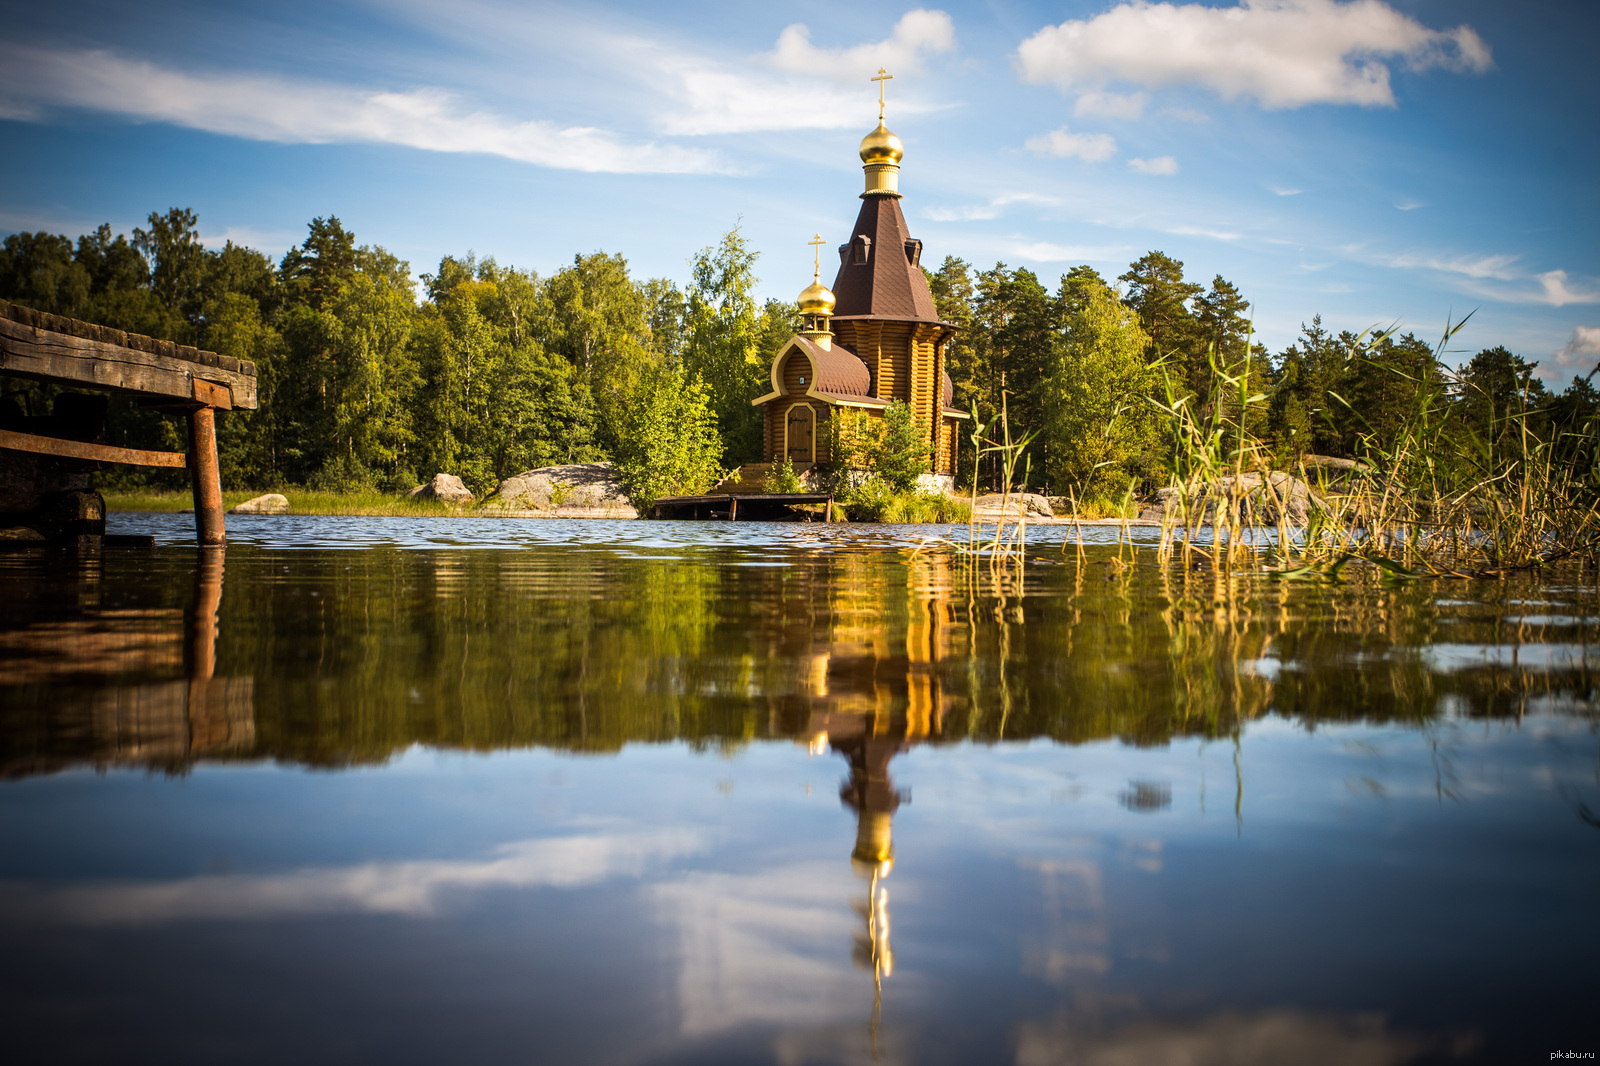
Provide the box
[104,489,466,517]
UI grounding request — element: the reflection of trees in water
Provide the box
[1,543,1595,775]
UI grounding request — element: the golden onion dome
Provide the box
[798,278,836,316]
[859,120,904,166]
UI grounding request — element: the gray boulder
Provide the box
[407,473,474,506]
[483,462,637,519]
[229,493,289,515]
[972,492,1055,518]
[1140,474,1317,525]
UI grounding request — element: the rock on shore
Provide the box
[407,473,474,506]
[482,463,638,519]
[229,493,289,515]
[971,492,1055,519]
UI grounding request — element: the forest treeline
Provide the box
[2,208,1595,501]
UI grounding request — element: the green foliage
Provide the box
[762,455,804,493]
[839,478,970,523]
[9,209,1596,524]
[1041,278,1159,498]
[869,400,934,492]
[612,362,726,510]
[683,226,767,463]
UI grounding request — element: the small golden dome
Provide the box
[859,120,904,166]
[798,278,836,316]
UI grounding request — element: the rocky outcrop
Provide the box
[1139,473,1318,525]
[972,492,1055,518]
[407,473,474,506]
[229,493,289,515]
[482,463,638,519]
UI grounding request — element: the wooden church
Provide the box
[744,73,966,486]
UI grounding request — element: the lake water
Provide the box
[1,514,1596,1064]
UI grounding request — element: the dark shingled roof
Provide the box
[830,197,940,321]
[792,336,872,397]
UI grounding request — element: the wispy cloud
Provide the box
[1073,89,1146,120]
[1017,0,1493,110]
[0,43,721,174]
[0,830,704,926]
[1375,249,1600,306]
[924,192,1060,222]
[1025,125,1118,162]
[1008,240,1119,262]
[1381,251,1521,280]
[1270,186,1303,197]
[1166,223,1239,241]
[1129,155,1179,175]
[1395,199,1427,211]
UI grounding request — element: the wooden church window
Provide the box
[851,235,872,265]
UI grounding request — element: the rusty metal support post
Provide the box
[825,494,833,523]
[730,498,738,522]
[187,406,226,545]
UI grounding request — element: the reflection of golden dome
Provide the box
[798,279,836,316]
[859,121,904,166]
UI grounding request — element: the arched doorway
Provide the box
[786,404,815,464]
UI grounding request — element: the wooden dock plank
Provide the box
[0,317,256,409]
[0,428,187,468]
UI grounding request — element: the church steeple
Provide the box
[797,234,837,350]
[859,68,904,198]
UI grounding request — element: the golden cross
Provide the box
[871,67,893,120]
[808,233,826,278]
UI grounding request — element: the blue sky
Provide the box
[1,0,1595,380]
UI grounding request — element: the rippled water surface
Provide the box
[1,513,1596,1064]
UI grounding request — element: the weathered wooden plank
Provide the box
[192,377,232,410]
[0,428,187,468]
[0,317,257,409]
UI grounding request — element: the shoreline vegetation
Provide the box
[5,210,1596,562]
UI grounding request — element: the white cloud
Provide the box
[924,192,1061,222]
[1536,270,1600,308]
[1554,326,1600,371]
[1395,199,1426,211]
[770,9,955,80]
[621,11,956,137]
[1129,155,1179,175]
[1016,0,1493,110]
[0,43,722,174]
[1270,186,1303,196]
[1073,89,1147,120]
[1026,125,1119,162]
[1,830,704,926]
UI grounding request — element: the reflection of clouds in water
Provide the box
[1,830,704,926]
[653,862,860,1038]
[1015,1010,1438,1066]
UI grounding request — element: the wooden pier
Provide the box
[0,298,256,544]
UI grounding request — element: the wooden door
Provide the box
[786,406,813,463]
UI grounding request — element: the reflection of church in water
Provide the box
[772,533,962,1020]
